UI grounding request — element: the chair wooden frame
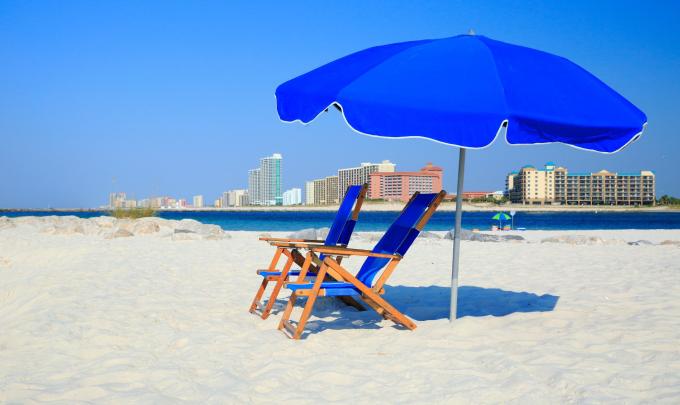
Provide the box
[278,191,445,339]
[249,184,367,319]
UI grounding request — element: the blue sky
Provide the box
[1,0,679,208]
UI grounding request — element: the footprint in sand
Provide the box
[173,337,189,349]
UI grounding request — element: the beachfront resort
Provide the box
[507,162,656,206]
[107,155,658,211]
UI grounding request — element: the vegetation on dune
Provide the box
[657,195,680,207]
[469,196,508,205]
[108,207,157,219]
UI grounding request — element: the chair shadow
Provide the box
[289,285,558,338]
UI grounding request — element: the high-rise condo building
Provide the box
[305,181,315,205]
[248,168,261,206]
[192,195,204,208]
[282,188,302,206]
[325,175,340,205]
[369,163,443,202]
[312,178,327,205]
[222,189,248,207]
[338,160,395,196]
[506,162,655,205]
[303,160,396,205]
[248,153,283,206]
[260,153,283,206]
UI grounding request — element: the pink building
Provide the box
[369,163,443,202]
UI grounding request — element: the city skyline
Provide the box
[103,157,658,210]
[1,2,679,208]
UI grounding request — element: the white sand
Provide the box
[1,217,679,403]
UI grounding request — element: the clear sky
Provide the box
[1,0,679,208]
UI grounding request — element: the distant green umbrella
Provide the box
[492,212,511,228]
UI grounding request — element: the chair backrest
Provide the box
[323,184,367,246]
[355,191,445,287]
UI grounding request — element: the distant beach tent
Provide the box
[492,212,511,228]
[275,33,647,323]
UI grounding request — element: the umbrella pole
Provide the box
[450,147,466,322]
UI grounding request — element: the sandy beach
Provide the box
[1,216,679,403]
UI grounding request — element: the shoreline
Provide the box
[2,202,679,213]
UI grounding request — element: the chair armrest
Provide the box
[310,246,401,259]
[271,241,335,249]
[259,236,327,244]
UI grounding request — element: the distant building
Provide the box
[325,175,340,205]
[248,168,261,205]
[338,160,395,195]
[109,192,126,208]
[150,197,165,208]
[303,160,396,206]
[214,199,222,208]
[312,178,327,205]
[369,163,443,202]
[248,153,283,206]
[222,189,248,207]
[193,195,204,208]
[446,191,496,201]
[282,188,302,206]
[506,162,655,205]
[305,181,315,205]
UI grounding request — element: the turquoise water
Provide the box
[3,210,680,231]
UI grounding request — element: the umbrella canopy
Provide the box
[277,34,646,153]
[276,34,646,322]
[492,213,511,221]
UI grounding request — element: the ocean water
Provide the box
[3,210,680,231]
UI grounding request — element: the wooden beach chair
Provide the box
[249,184,367,319]
[276,191,446,339]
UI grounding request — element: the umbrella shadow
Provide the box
[292,285,558,338]
[384,285,559,321]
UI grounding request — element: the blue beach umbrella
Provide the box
[275,34,646,321]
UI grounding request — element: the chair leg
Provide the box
[260,253,294,319]
[293,284,322,340]
[249,247,283,316]
[249,278,269,314]
[278,292,298,331]
[279,263,327,339]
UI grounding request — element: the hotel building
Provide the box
[222,189,248,207]
[303,160,396,205]
[368,163,443,202]
[325,175,340,205]
[282,188,302,206]
[506,162,655,205]
[305,181,315,205]
[192,195,204,208]
[312,178,327,205]
[338,160,395,196]
[248,169,261,205]
[248,153,283,206]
